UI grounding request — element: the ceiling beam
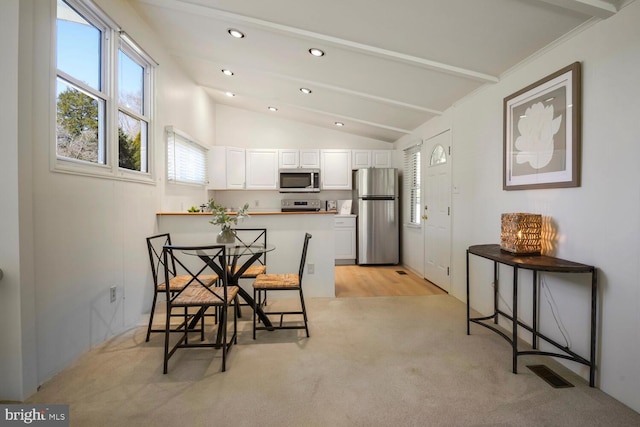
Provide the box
[139,0,499,84]
[534,0,618,18]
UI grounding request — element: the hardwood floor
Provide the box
[335,265,447,298]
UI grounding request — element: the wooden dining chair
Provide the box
[145,233,218,342]
[252,233,312,339]
[162,244,239,373]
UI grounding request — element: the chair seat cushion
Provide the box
[253,273,300,290]
[229,265,267,278]
[158,274,217,291]
[174,285,239,306]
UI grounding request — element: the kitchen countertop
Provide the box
[157,211,339,216]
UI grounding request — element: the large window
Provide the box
[404,143,421,225]
[55,0,154,180]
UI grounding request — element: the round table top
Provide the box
[182,244,275,258]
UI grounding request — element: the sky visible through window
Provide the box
[56,1,141,100]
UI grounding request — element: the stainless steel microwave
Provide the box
[278,168,320,193]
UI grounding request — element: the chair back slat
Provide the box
[162,244,229,304]
[146,233,178,287]
[298,233,312,283]
[234,228,268,266]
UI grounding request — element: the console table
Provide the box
[466,244,597,387]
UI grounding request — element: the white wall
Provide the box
[396,1,640,412]
[0,0,38,400]
[1,0,218,400]
[215,104,391,150]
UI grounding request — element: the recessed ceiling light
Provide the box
[268,106,278,112]
[225,91,235,97]
[221,69,234,76]
[227,28,245,38]
[300,88,312,94]
[335,122,344,127]
[309,48,325,57]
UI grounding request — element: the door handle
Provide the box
[422,214,428,220]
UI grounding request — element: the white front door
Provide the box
[423,131,452,292]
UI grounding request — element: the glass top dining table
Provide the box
[183,243,276,329]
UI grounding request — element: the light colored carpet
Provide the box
[27,295,640,426]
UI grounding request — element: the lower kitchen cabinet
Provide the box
[334,215,356,265]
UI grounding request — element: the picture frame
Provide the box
[503,62,581,190]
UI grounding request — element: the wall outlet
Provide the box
[307,263,314,274]
[110,286,116,303]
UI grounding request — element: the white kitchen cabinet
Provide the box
[352,150,371,169]
[321,149,352,190]
[334,215,356,264]
[225,147,246,189]
[245,149,278,190]
[300,149,320,168]
[351,149,393,169]
[372,150,393,168]
[279,149,320,168]
[207,146,227,189]
[208,146,245,189]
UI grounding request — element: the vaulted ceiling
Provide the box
[130,0,626,143]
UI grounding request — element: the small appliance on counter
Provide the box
[281,199,322,212]
[326,200,337,211]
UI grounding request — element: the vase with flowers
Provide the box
[208,200,250,243]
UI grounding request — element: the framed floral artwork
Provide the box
[503,62,581,190]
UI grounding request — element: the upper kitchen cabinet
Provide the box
[321,149,352,190]
[279,149,320,169]
[372,150,393,168]
[351,150,371,169]
[207,146,227,189]
[226,147,246,189]
[351,150,393,169]
[208,146,247,189]
[246,149,279,190]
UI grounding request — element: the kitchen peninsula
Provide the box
[156,211,337,297]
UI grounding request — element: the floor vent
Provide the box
[396,271,408,275]
[527,365,574,388]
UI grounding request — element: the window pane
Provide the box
[56,78,105,164]
[118,49,144,115]
[56,0,101,91]
[118,111,148,172]
[167,130,207,185]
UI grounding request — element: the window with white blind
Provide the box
[166,127,208,185]
[403,143,421,225]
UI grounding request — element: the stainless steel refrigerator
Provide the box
[353,168,399,265]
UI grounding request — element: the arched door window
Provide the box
[430,144,447,166]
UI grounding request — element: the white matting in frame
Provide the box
[503,62,581,190]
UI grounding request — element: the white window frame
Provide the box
[166,126,208,186]
[404,143,422,226]
[52,0,156,184]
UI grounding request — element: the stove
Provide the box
[281,199,322,212]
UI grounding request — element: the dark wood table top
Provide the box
[468,244,595,273]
